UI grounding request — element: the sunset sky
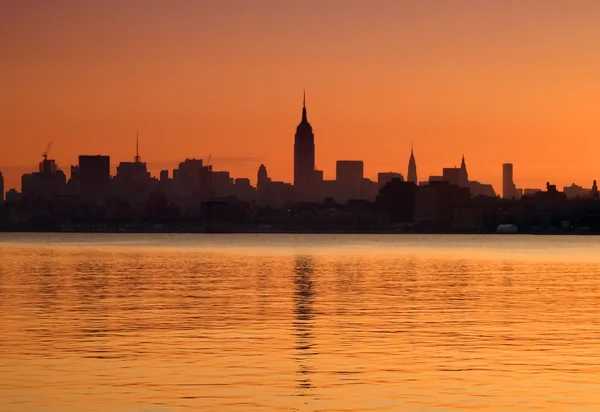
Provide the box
[2,1,600,193]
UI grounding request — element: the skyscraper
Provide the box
[257,164,270,205]
[336,160,364,203]
[503,163,515,199]
[407,145,417,184]
[294,91,315,202]
[79,155,110,199]
[377,172,404,190]
[0,170,4,203]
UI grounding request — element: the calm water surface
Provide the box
[2,234,600,411]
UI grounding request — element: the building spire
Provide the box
[408,143,417,184]
[301,90,308,123]
[134,131,141,163]
[302,90,308,123]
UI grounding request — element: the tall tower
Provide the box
[258,164,269,188]
[134,132,141,163]
[407,145,417,184]
[293,91,315,201]
[459,154,469,186]
[257,164,270,206]
[503,163,514,199]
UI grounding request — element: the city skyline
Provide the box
[3,2,600,192]
[0,92,595,195]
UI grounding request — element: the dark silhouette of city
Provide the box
[1,94,600,234]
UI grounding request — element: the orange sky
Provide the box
[2,1,600,193]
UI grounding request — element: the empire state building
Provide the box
[294,92,315,201]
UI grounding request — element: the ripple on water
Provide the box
[2,234,600,411]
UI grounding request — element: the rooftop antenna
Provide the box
[134,131,141,163]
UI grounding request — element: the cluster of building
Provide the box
[500,162,599,200]
[1,94,600,232]
[0,96,491,207]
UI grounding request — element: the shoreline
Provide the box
[1,229,598,235]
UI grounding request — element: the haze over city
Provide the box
[3,1,600,192]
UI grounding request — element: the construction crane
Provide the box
[43,141,53,160]
[206,153,212,169]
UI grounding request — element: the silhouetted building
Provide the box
[211,171,234,197]
[0,171,3,203]
[313,169,324,200]
[414,181,470,227]
[441,155,468,187]
[113,135,156,204]
[114,163,153,203]
[336,160,363,203]
[173,158,212,200]
[113,136,156,204]
[468,181,496,198]
[563,183,592,199]
[592,180,599,198]
[79,155,110,200]
[39,157,58,174]
[320,180,337,202]
[257,164,271,206]
[428,176,444,184]
[442,167,460,186]
[157,170,172,197]
[433,155,494,198]
[378,172,403,190]
[294,92,316,202]
[361,178,378,201]
[376,179,416,223]
[21,162,67,199]
[266,181,293,209]
[503,163,520,200]
[66,165,80,196]
[523,188,542,196]
[459,155,469,186]
[233,178,256,202]
[528,182,567,205]
[116,161,150,182]
[160,170,169,182]
[407,146,417,184]
[5,189,20,203]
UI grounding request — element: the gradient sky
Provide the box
[2,0,600,192]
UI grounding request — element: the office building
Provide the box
[293,92,316,202]
[79,155,111,199]
[407,146,417,184]
[378,172,403,190]
[336,160,364,203]
[502,163,520,200]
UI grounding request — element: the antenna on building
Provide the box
[134,132,141,163]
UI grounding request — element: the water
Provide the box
[2,234,600,411]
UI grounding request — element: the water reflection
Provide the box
[292,255,316,397]
[31,250,60,310]
[3,235,600,411]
